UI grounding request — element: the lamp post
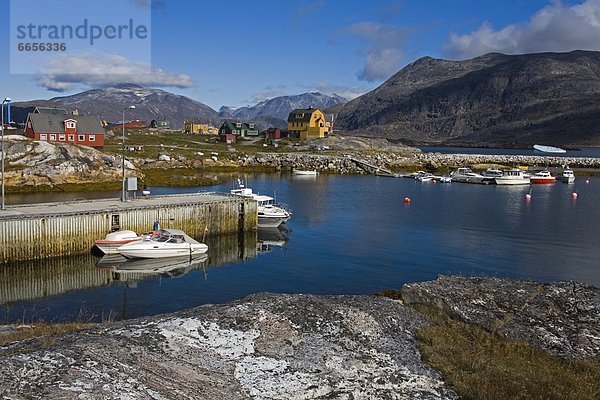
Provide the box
[121,105,135,202]
[1,97,12,210]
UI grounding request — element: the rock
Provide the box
[401,276,600,359]
[158,154,171,161]
[0,293,457,399]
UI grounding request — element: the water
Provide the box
[420,146,600,158]
[2,174,599,323]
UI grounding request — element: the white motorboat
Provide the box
[481,169,503,182]
[438,175,452,183]
[230,180,292,228]
[494,168,530,185]
[530,170,556,184]
[559,167,575,183]
[415,172,434,182]
[117,229,208,259]
[533,144,566,154]
[450,167,486,184]
[94,230,146,255]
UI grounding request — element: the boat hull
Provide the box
[495,178,530,185]
[559,176,575,183]
[530,177,556,184]
[94,239,140,255]
[118,243,208,259]
[258,215,286,228]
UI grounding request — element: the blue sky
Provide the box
[2,0,597,109]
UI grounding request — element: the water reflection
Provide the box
[0,230,260,312]
[257,226,290,254]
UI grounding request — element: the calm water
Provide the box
[2,174,599,323]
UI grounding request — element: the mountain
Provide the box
[219,92,347,130]
[11,84,219,129]
[336,51,600,147]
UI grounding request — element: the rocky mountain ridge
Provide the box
[336,50,600,147]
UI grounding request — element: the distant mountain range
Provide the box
[219,92,347,121]
[10,86,347,132]
[336,50,600,147]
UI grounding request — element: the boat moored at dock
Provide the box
[117,229,208,259]
[494,168,531,185]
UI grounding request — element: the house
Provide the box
[325,114,335,134]
[150,120,170,129]
[218,121,259,138]
[287,107,327,139]
[265,127,282,139]
[24,107,105,148]
[183,120,218,134]
[219,133,236,144]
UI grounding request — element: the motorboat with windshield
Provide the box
[450,167,486,184]
[230,179,292,228]
[117,229,208,259]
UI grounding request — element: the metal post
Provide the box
[1,97,10,210]
[121,105,135,202]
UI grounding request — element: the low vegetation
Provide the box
[0,323,95,347]
[410,301,599,400]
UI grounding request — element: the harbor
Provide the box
[0,193,257,263]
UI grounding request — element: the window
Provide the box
[59,134,65,141]
[40,134,47,140]
[66,121,76,129]
[50,134,56,141]
[89,135,95,142]
[78,135,85,141]
[68,134,75,141]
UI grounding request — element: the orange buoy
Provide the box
[404,197,411,203]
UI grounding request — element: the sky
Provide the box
[2,0,600,110]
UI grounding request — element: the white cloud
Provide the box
[248,85,289,104]
[341,22,411,81]
[36,53,193,92]
[445,0,600,59]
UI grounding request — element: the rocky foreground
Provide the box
[1,276,597,399]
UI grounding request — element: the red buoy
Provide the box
[571,192,578,199]
[524,193,532,200]
[404,197,411,203]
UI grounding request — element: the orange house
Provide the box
[24,107,105,148]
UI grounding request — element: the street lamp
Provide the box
[1,97,12,210]
[122,105,135,202]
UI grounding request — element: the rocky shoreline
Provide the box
[2,134,600,189]
[1,276,597,399]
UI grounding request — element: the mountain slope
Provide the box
[336,51,600,146]
[47,84,219,128]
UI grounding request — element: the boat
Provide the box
[292,170,318,176]
[559,166,575,183]
[494,168,530,185]
[481,169,503,184]
[533,144,566,154]
[415,172,434,182]
[450,167,486,184]
[94,230,146,255]
[529,170,556,184]
[230,180,292,228]
[438,175,452,183]
[117,229,208,259]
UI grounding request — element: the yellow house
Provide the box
[183,120,218,134]
[287,108,328,139]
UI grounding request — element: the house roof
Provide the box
[28,113,105,134]
[287,108,322,122]
[33,107,69,115]
[220,120,257,131]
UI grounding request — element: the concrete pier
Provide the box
[0,193,257,262]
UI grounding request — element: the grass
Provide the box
[409,302,600,400]
[141,167,223,187]
[0,323,95,346]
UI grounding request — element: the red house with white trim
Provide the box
[24,107,105,148]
